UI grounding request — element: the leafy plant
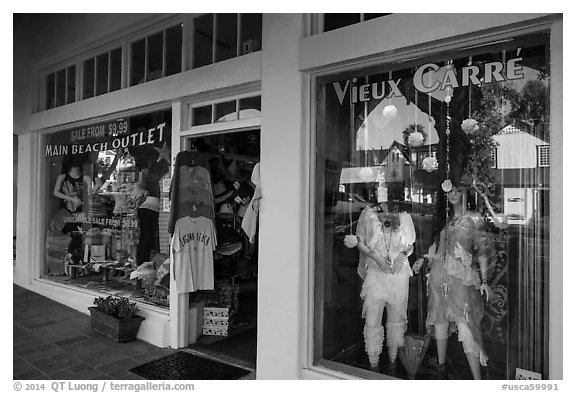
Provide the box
[93,296,140,319]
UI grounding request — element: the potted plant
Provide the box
[88,296,145,342]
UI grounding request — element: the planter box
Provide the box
[88,307,145,343]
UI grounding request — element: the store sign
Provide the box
[45,121,167,157]
[332,56,524,105]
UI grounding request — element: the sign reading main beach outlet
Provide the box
[45,120,167,157]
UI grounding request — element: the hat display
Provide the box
[217,201,236,219]
[216,241,243,256]
[213,181,234,204]
[231,182,254,204]
[225,160,251,183]
[237,203,248,218]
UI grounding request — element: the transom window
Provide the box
[45,65,76,109]
[82,47,122,99]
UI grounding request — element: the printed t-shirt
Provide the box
[171,216,216,293]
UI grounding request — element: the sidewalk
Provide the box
[13,284,176,380]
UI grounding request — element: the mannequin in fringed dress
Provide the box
[414,186,493,379]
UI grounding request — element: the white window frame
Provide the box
[306,23,557,379]
[313,13,392,35]
[80,45,123,99]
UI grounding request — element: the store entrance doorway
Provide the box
[183,129,260,372]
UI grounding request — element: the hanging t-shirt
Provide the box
[169,165,215,234]
[60,172,84,213]
[171,216,216,293]
[242,162,261,243]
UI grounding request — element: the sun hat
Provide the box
[213,181,234,204]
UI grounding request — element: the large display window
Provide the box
[313,32,551,379]
[43,109,172,307]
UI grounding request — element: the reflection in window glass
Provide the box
[83,58,95,99]
[131,39,146,86]
[364,13,391,21]
[96,53,109,96]
[216,14,237,62]
[239,96,261,118]
[110,48,122,92]
[215,101,237,122]
[42,110,172,307]
[194,14,214,68]
[240,14,262,55]
[192,105,212,126]
[324,13,361,32]
[314,33,551,380]
[165,24,183,77]
[66,66,76,104]
[46,72,56,109]
[148,31,164,81]
[56,69,66,107]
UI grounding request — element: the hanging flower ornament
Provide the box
[408,132,424,147]
[441,179,453,193]
[422,156,438,172]
[382,104,398,121]
[343,235,359,248]
[461,118,480,135]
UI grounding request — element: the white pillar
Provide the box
[258,13,307,379]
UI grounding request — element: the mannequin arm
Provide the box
[478,254,491,301]
[356,238,391,273]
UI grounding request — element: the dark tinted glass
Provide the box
[110,48,122,92]
[165,24,183,76]
[364,13,391,21]
[239,96,261,112]
[215,100,237,122]
[216,14,237,62]
[194,14,214,68]
[83,58,95,99]
[56,69,66,107]
[66,66,75,104]
[131,39,146,86]
[192,105,212,126]
[148,31,164,81]
[46,72,55,109]
[96,52,109,96]
[240,13,262,55]
[324,13,361,32]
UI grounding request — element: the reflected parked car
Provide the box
[331,192,372,215]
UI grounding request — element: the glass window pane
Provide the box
[131,39,146,86]
[314,33,551,380]
[147,31,164,81]
[363,13,391,21]
[83,58,95,99]
[56,69,66,107]
[194,14,214,68]
[46,72,55,109]
[216,13,238,62]
[109,48,122,92]
[215,100,237,122]
[66,66,75,104]
[239,96,261,119]
[43,110,172,307]
[240,13,262,55]
[165,24,183,77]
[96,52,109,96]
[323,13,361,32]
[192,105,212,126]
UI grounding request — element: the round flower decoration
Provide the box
[382,104,398,121]
[461,118,480,135]
[422,156,438,172]
[441,179,453,193]
[444,95,452,103]
[408,132,424,147]
[344,235,359,248]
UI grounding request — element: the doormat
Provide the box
[191,328,257,366]
[129,351,251,380]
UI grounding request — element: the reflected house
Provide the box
[491,124,550,225]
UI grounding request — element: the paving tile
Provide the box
[15,368,47,380]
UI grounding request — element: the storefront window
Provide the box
[314,32,551,379]
[43,109,172,307]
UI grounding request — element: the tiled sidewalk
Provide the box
[13,284,176,380]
